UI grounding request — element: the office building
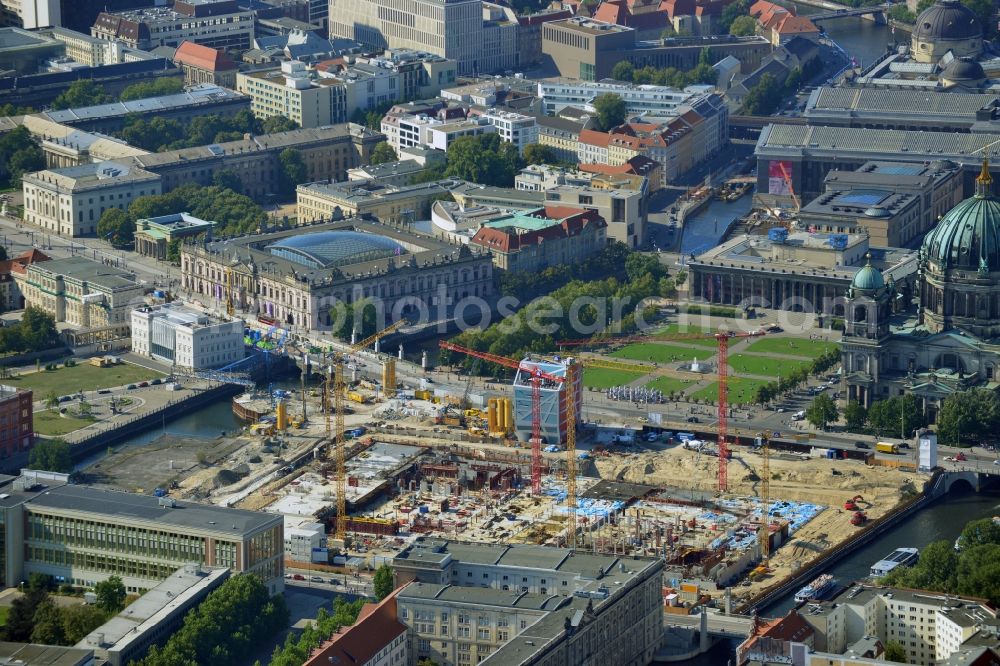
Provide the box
[0,643,93,666]
[0,385,32,459]
[0,472,284,594]
[237,61,346,128]
[0,27,63,74]
[382,113,497,154]
[40,27,106,66]
[477,110,538,154]
[77,566,230,666]
[347,159,433,187]
[0,0,156,32]
[297,179,453,224]
[393,538,663,666]
[91,0,255,51]
[181,220,494,331]
[470,206,607,272]
[134,213,215,261]
[22,162,162,238]
[131,303,243,371]
[327,0,518,75]
[172,41,238,88]
[538,78,698,116]
[13,256,144,346]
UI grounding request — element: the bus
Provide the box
[876,442,899,454]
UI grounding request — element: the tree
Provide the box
[7,144,44,186]
[51,80,112,110]
[729,15,758,36]
[444,134,521,188]
[261,115,299,133]
[119,77,184,101]
[97,208,135,247]
[268,597,364,666]
[60,604,109,644]
[719,0,750,32]
[805,393,838,430]
[94,575,126,614]
[610,60,635,82]
[523,143,559,166]
[883,640,906,662]
[593,93,626,131]
[959,518,1000,550]
[843,400,867,432]
[373,564,394,601]
[278,148,307,198]
[212,169,243,194]
[330,298,380,342]
[3,583,49,641]
[742,73,784,115]
[369,141,398,165]
[417,660,442,666]
[937,388,1000,446]
[30,599,66,645]
[866,395,924,439]
[45,390,59,410]
[28,438,73,474]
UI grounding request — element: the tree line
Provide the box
[0,307,60,354]
[610,49,719,90]
[4,573,128,647]
[116,109,298,153]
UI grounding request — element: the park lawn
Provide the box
[8,363,163,396]
[33,410,97,436]
[654,323,729,348]
[0,606,8,626]
[612,343,715,364]
[690,378,772,405]
[743,336,837,359]
[583,367,646,389]
[645,376,696,394]
[727,354,811,379]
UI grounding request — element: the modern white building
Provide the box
[479,110,538,154]
[284,522,326,563]
[537,78,700,116]
[383,114,497,153]
[131,302,244,371]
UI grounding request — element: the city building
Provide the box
[578,156,663,193]
[296,179,454,224]
[516,164,597,192]
[12,256,145,346]
[0,472,284,594]
[0,248,48,312]
[841,160,1000,417]
[303,588,407,666]
[0,643,93,666]
[515,9,574,68]
[77,566,230,666]
[0,59,184,109]
[30,122,150,170]
[0,0,157,32]
[541,17,770,80]
[538,78,698,116]
[22,161,162,238]
[382,113,498,154]
[237,61,346,128]
[328,0,519,75]
[284,522,325,563]
[134,213,215,261]
[0,27,63,74]
[749,0,819,46]
[511,356,582,445]
[181,220,494,331]
[251,29,361,64]
[477,110,538,155]
[41,27,107,67]
[798,160,964,248]
[592,0,670,40]
[347,160,430,187]
[392,538,663,666]
[535,114,595,163]
[91,0,255,51]
[910,0,983,64]
[687,229,918,315]
[470,206,607,272]
[172,41,238,88]
[0,385,32,459]
[131,303,244,371]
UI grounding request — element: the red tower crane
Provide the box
[558,329,765,492]
[439,341,565,495]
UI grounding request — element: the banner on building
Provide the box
[768,160,793,195]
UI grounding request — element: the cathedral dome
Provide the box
[941,56,985,82]
[922,158,1000,272]
[851,254,886,293]
[913,0,981,43]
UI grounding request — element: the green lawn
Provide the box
[583,367,646,389]
[645,376,697,395]
[33,409,97,436]
[727,354,811,379]
[654,323,729,348]
[8,363,163,396]
[612,343,715,364]
[690,378,772,405]
[743,337,837,359]
[0,606,8,626]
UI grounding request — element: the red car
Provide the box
[292,574,305,581]
[955,452,967,462]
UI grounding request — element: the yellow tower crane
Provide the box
[327,319,407,539]
[758,430,772,570]
[224,267,235,317]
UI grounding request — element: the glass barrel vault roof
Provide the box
[268,230,405,269]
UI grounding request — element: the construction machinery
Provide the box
[326,319,407,539]
[558,328,766,493]
[439,341,567,496]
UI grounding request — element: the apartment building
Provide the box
[0,385,32,459]
[42,27,107,66]
[383,114,497,153]
[304,589,408,666]
[13,256,144,344]
[477,110,538,154]
[392,538,664,666]
[131,303,243,371]
[469,206,607,272]
[0,472,283,594]
[22,161,162,237]
[91,0,254,51]
[237,61,346,128]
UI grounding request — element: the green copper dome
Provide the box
[851,253,886,292]
[923,158,1000,272]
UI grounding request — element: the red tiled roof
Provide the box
[579,154,660,176]
[774,14,819,34]
[760,609,814,643]
[579,128,611,147]
[8,249,49,276]
[173,40,237,72]
[303,588,408,666]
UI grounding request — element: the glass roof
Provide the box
[269,230,405,269]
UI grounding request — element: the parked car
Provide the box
[686,416,700,423]
[126,384,136,390]
[150,378,162,385]
[310,576,324,583]
[855,442,870,449]
[138,382,149,388]
[292,574,305,581]
[97,389,111,394]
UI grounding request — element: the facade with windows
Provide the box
[131,303,243,371]
[91,1,254,51]
[0,385,32,459]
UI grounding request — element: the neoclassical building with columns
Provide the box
[180,219,494,332]
[841,160,1000,421]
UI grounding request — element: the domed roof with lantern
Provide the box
[922,156,1000,274]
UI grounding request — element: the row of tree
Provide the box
[742,56,822,115]
[27,438,72,473]
[839,388,1000,445]
[116,109,298,153]
[882,518,1000,605]
[4,573,126,646]
[0,125,44,188]
[609,51,719,92]
[749,347,841,409]
[0,307,61,355]
[412,133,524,188]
